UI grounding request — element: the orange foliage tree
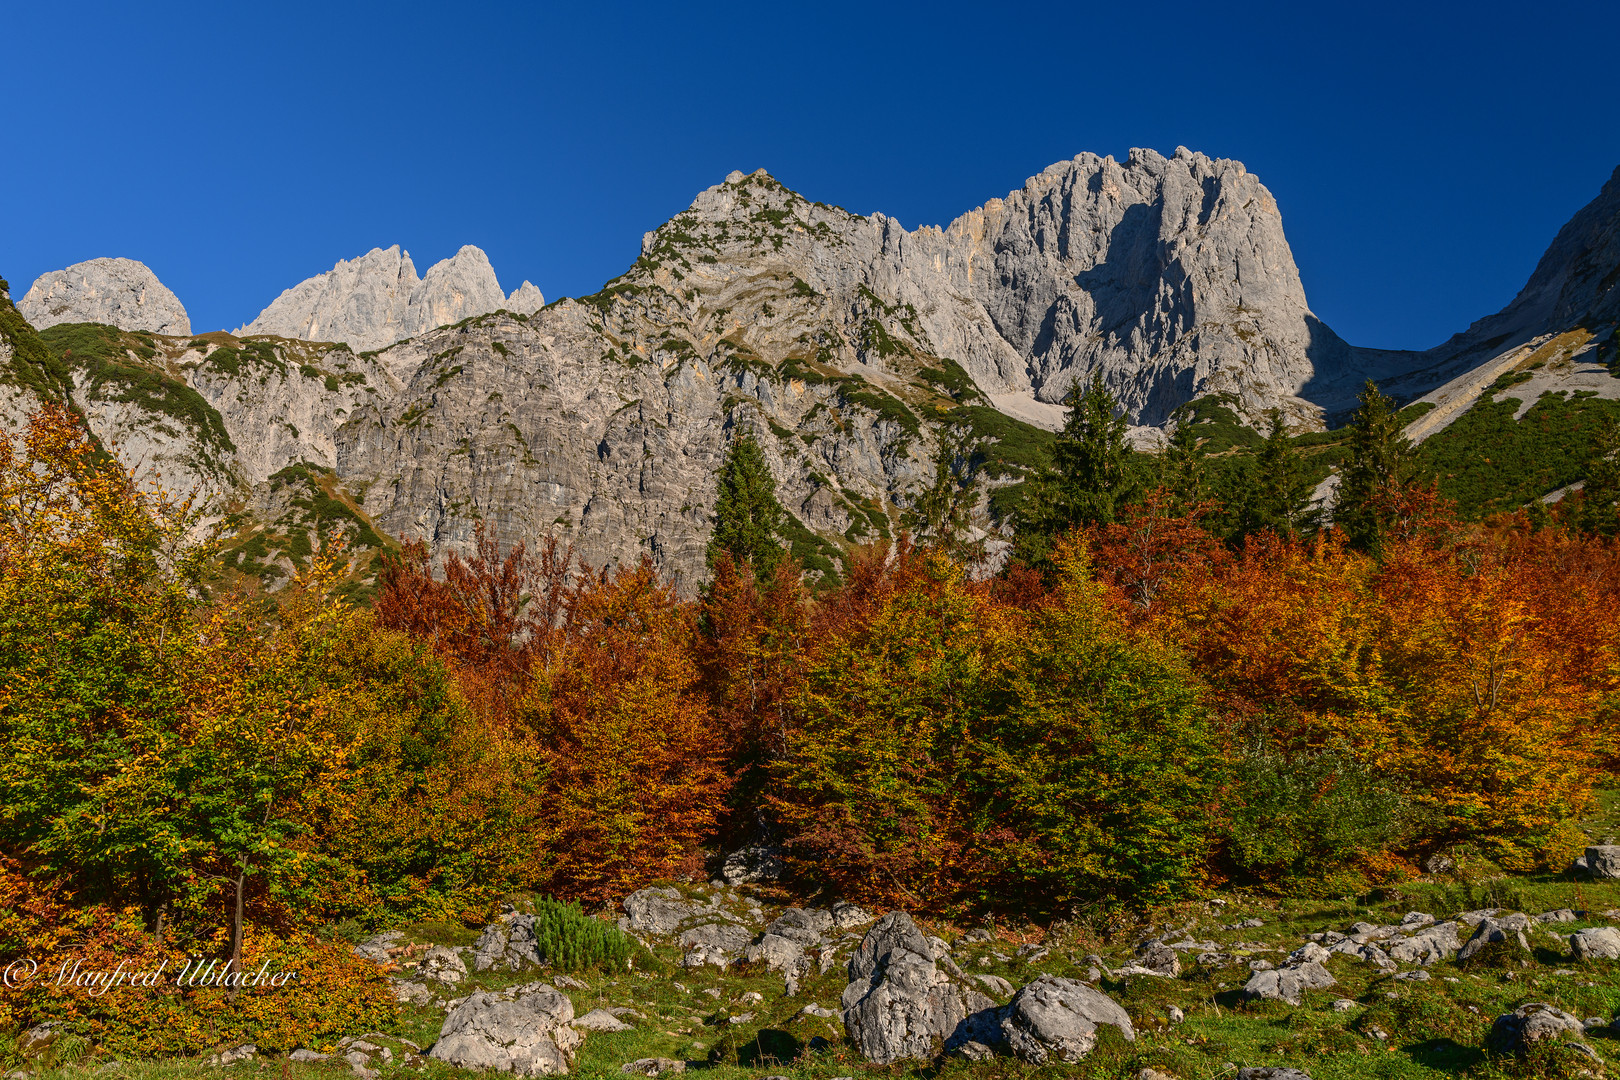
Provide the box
[518,559,733,903]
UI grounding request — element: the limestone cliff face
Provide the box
[236,245,536,352]
[925,148,1347,424]
[0,153,1377,588]
[20,258,191,336]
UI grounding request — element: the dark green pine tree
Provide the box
[1054,372,1138,526]
[1158,411,1209,514]
[707,432,788,584]
[1335,380,1421,553]
[1251,409,1316,537]
[1013,373,1138,568]
[909,426,980,550]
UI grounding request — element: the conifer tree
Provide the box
[1159,411,1209,514]
[1335,380,1420,552]
[1013,373,1139,568]
[1251,409,1315,537]
[708,432,788,584]
[909,427,980,554]
[1054,372,1137,525]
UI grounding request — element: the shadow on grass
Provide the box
[1404,1037,1484,1073]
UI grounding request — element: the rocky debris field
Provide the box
[20,850,1620,1079]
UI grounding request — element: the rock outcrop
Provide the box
[918,147,1349,424]
[507,281,546,315]
[1486,1002,1587,1055]
[1458,915,1532,962]
[1569,926,1620,961]
[1242,961,1335,1006]
[237,244,528,352]
[840,912,994,1064]
[997,975,1135,1064]
[20,258,190,336]
[429,982,582,1076]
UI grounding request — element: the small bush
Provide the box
[527,897,636,973]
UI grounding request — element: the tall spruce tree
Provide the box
[1335,380,1420,552]
[708,432,788,584]
[1054,372,1137,525]
[1159,411,1209,514]
[909,426,980,551]
[1013,373,1138,568]
[1251,409,1315,537]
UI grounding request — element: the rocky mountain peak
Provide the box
[19,257,191,336]
[506,280,546,315]
[237,243,522,352]
[611,152,1350,427]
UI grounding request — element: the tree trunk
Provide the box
[228,867,246,1001]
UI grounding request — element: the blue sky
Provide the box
[2,0,1617,349]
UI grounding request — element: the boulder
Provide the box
[574,1009,632,1032]
[1327,939,1394,968]
[769,907,834,937]
[719,846,784,885]
[678,922,752,968]
[1537,909,1578,923]
[1242,962,1336,1006]
[393,979,434,1006]
[205,1045,257,1067]
[1456,909,1501,927]
[831,902,874,930]
[621,887,705,936]
[840,912,991,1064]
[1386,922,1462,966]
[997,975,1134,1064]
[429,983,582,1076]
[1400,912,1436,930]
[620,1059,684,1076]
[1458,917,1531,963]
[419,945,468,984]
[764,908,832,947]
[335,1036,405,1079]
[353,932,403,964]
[1113,939,1178,978]
[1487,1002,1585,1054]
[1586,846,1620,879]
[1237,1070,1312,1080]
[1570,927,1620,961]
[977,974,1015,997]
[1286,942,1330,965]
[746,933,807,974]
[475,916,544,972]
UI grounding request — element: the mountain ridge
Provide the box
[3,149,1616,590]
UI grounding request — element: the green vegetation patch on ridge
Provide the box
[0,279,75,400]
[1419,390,1620,517]
[39,323,235,460]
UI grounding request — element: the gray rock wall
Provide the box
[237,244,525,352]
[20,258,191,336]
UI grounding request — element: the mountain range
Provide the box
[2,148,1616,591]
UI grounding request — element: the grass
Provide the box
[22,815,1620,1080]
[0,287,74,400]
